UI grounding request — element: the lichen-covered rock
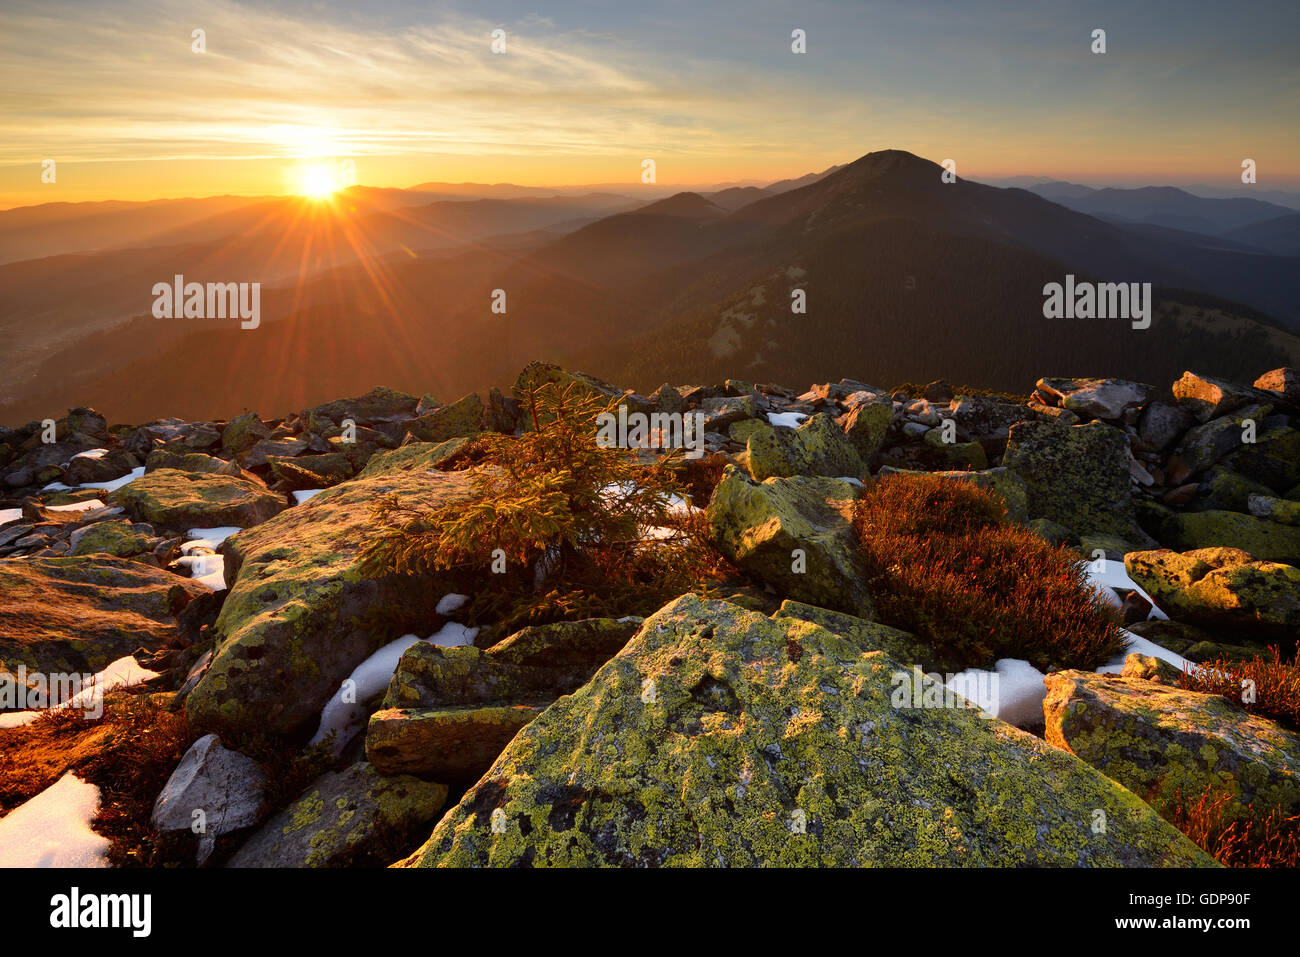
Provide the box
[921,429,989,470]
[701,395,757,432]
[1121,653,1183,684]
[1161,510,1300,565]
[1169,404,1271,477]
[227,762,446,868]
[112,468,287,532]
[837,400,893,464]
[1225,426,1300,494]
[399,595,1213,867]
[1044,670,1300,827]
[948,394,1034,443]
[1004,419,1150,543]
[706,466,875,619]
[367,705,545,781]
[67,520,155,558]
[771,600,933,666]
[221,412,271,455]
[184,466,476,739]
[1125,547,1300,639]
[0,556,208,684]
[407,392,483,443]
[144,449,262,485]
[746,414,866,482]
[306,386,420,427]
[356,438,469,478]
[1190,467,1273,513]
[1137,399,1197,454]
[384,617,640,711]
[1248,494,1300,526]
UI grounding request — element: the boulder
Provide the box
[1136,399,1197,454]
[268,452,354,490]
[1125,547,1300,639]
[112,468,287,532]
[221,413,271,455]
[356,438,469,478]
[241,437,309,469]
[227,762,446,868]
[184,466,477,739]
[406,392,483,443]
[746,414,866,481]
[1036,377,1154,421]
[1254,368,1300,404]
[1003,419,1148,542]
[1169,404,1271,477]
[700,396,758,433]
[707,467,875,619]
[1172,371,1271,422]
[1248,494,1300,526]
[399,595,1213,867]
[922,429,988,470]
[0,556,208,682]
[1224,426,1300,494]
[837,400,893,464]
[144,450,262,485]
[1044,670,1300,827]
[67,520,156,558]
[151,733,266,864]
[306,387,420,426]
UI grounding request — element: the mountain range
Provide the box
[2,150,1297,424]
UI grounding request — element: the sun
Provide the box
[296,164,339,199]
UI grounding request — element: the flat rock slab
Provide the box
[112,468,287,532]
[399,595,1213,867]
[0,556,209,681]
[367,705,546,782]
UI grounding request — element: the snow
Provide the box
[0,655,159,729]
[184,526,241,548]
[0,508,20,525]
[946,659,1048,727]
[436,593,468,615]
[43,467,144,494]
[0,772,110,868]
[70,448,108,460]
[1084,556,1169,621]
[292,488,324,505]
[1099,630,1196,676]
[45,498,107,512]
[175,527,241,591]
[309,619,478,752]
[767,411,808,428]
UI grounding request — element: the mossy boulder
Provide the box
[837,400,893,464]
[67,520,155,558]
[1004,419,1149,543]
[367,705,546,782]
[1160,510,1300,565]
[220,413,270,455]
[227,762,446,868]
[1225,426,1300,493]
[1125,548,1300,640]
[407,393,484,443]
[1190,467,1273,513]
[771,600,933,667]
[0,556,208,684]
[112,468,287,532]
[701,395,757,432]
[1170,405,1271,477]
[399,594,1213,867]
[746,414,867,482]
[144,449,262,485]
[707,466,875,619]
[1045,670,1300,827]
[922,429,988,470]
[184,466,476,739]
[1249,494,1300,526]
[356,438,469,479]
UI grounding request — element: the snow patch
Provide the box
[0,508,20,525]
[767,411,808,428]
[292,488,324,505]
[0,772,110,867]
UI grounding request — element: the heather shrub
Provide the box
[1179,644,1300,733]
[360,381,731,631]
[1169,783,1300,868]
[851,472,1126,671]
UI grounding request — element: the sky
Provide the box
[1,0,1297,207]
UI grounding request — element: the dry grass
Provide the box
[851,472,1127,672]
[1179,644,1300,734]
[1168,783,1300,868]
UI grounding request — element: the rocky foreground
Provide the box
[1,362,1298,867]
